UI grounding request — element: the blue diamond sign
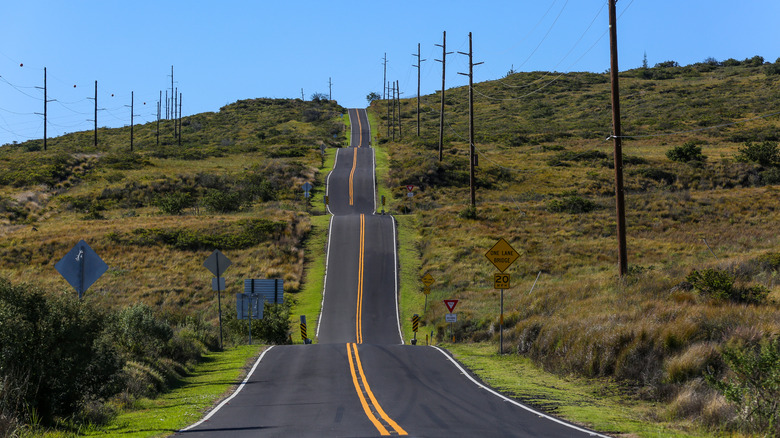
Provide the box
[55,240,108,299]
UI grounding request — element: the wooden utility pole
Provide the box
[608,0,628,277]
[458,32,483,208]
[174,87,178,138]
[391,82,396,141]
[157,91,161,147]
[34,68,48,150]
[387,81,392,139]
[169,65,174,120]
[383,53,387,100]
[87,81,98,147]
[396,80,402,140]
[435,31,452,162]
[178,92,182,146]
[130,91,134,151]
[412,43,426,136]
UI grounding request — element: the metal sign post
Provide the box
[204,250,232,351]
[486,239,519,355]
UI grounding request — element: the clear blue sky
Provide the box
[2,0,778,146]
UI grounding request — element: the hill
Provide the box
[370,57,780,434]
[0,97,344,312]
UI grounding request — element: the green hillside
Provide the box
[0,96,345,433]
[371,57,780,435]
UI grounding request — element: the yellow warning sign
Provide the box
[421,273,435,287]
[485,238,519,273]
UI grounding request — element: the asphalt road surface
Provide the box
[178,108,608,437]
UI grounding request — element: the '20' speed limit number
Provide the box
[494,273,510,289]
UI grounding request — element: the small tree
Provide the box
[366,92,381,105]
[667,141,707,163]
[735,141,779,167]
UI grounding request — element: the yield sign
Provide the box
[203,249,232,278]
[485,238,520,273]
[443,299,458,313]
[55,240,108,299]
[406,185,414,192]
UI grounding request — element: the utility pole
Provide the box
[301,88,305,101]
[169,65,174,120]
[608,0,628,277]
[157,91,161,147]
[396,80,402,140]
[391,82,396,141]
[34,68,49,150]
[387,81,392,139]
[178,92,182,146]
[383,53,387,100]
[458,32,483,208]
[174,87,178,138]
[329,77,333,100]
[435,31,452,162]
[87,80,98,147]
[129,91,134,151]
[412,43,426,136]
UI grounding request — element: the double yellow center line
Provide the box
[348,110,364,206]
[346,343,407,436]
[356,214,365,343]
[349,148,357,206]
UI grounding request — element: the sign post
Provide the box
[411,314,419,345]
[485,238,519,354]
[300,315,311,344]
[204,249,232,350]
[443,299,458,343]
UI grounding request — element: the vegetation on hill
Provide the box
[371,56,780,436]
[0,96,346,433]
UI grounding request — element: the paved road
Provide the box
[179,108,608,437]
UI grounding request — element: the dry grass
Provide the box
[370,62,780,433]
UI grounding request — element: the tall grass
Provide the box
[370,59,780,434]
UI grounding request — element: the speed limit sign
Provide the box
[494,273,510,289]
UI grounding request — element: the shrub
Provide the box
[667,141,707,163]
[547,195,598,214]
[202,189,244,213]
[735,141,779,167]
[707,337,780,435]
[685,268,769,304]
[155,192,195,215]
[100,151,151,170]
[0,280,122,424]
[760,167,780,184]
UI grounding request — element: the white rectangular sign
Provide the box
[445,313,457,323]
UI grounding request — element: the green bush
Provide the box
[686,268,770,304]
[735,141,779,167]
[707,337,780,435]
[99,151,151,170]
[202,189,244,213]
[155,192,195,215]
[547,195,598,214]
[667,141,707,163]
[0,280,122,425]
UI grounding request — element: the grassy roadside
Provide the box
[367,109,717,437]
[445,343,709,438]
[25,345,264,438]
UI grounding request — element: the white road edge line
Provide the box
[316,214,335,339]
[391,215,403,345]
[179,345,276,432]
[430,346,611,438]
